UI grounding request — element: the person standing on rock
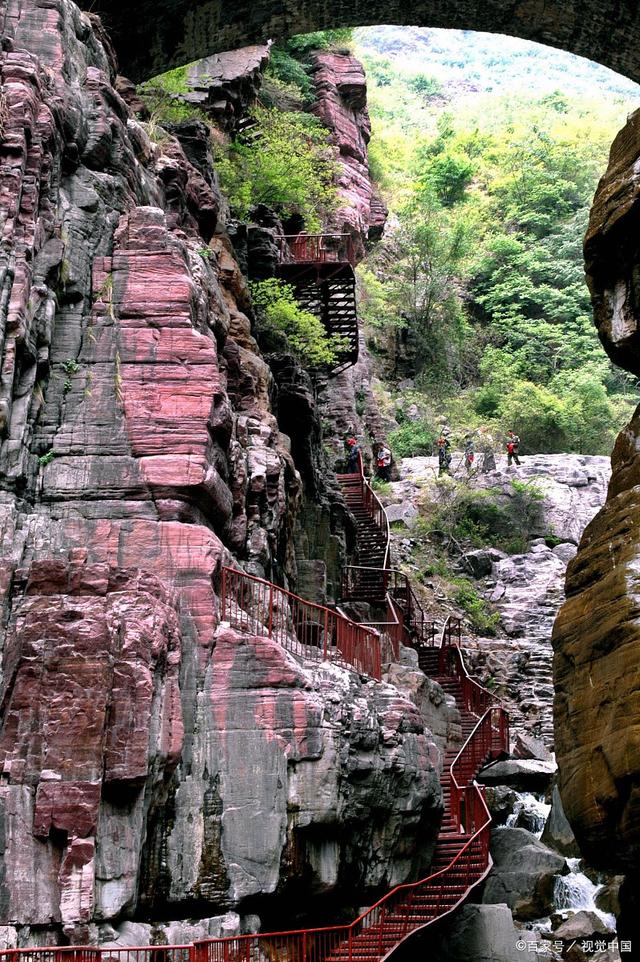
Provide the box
[437,432,452,476]
[464,437,475,474]
[345,436,360,473]
[375,442,392,482]
[506,430,521,467]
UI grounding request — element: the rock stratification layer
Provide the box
[78,0,640,86]
[554,105,640,943]
[0,0,445,940]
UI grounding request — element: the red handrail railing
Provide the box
[221,566,382,680]
[278,233,356,267]
[1,452,510,962]
[0,948,193,962]
[190,706,507,962]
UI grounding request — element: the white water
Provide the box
[505,793,551,837]
[553,858,616,931]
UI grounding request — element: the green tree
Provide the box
[216,108,337,229]
[250,279,348,367]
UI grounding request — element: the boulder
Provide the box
[386,501,419,527]
[463,549,494,578]
[553,910,612,939]
[478,759,557,791]
[483,828,568,920]
[541,784,580,857]
[552,542,578,563]
[484,786,521,825]
[513,733,554,763]
[408,903,544,962]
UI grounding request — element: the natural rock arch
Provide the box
[84,0,640,84]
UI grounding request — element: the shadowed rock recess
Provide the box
[554,106,640,946]
[0,0,443,941]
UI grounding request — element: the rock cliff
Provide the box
[383,454,610,745]
[311,52,387,256]
[0,0,440,942]
[555,106,640,944]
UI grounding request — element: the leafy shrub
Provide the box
[138,64,206,124]
[266,49,314,101]
[216,108,337,230]
[250,279,348,367]
[284,29,354,57]
[388,419,434,457]
[427,480,544,555]
[407,74,443,98]
[453,579,501,634]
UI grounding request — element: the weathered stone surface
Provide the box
[80,0,640,87]
[463,548,494,579]
[541,784,580,857]
[585,108,640,375]
[478,759,557,791]
[139,626,443,910]
[311,53,386,255]
[513,733,553,762]
[483,828,568,920]
[185,46,270,131]
[0,563,183,927]
[0,0,347,936]
[553,910,613,939]
[553,403,640,945]
[392,903,542,962]
[385,501,418,527]
[384,662,462,758]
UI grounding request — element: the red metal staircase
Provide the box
[277,234,359,376]
[1,459,508,962]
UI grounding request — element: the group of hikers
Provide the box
[344,430,521,480]
[345,436,392,479]
[437,429,520,476]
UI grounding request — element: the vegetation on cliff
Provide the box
[355,27,640,455]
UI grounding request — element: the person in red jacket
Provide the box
[506,431,521,467]
[345,436,360,473]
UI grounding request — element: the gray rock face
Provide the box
[478,759,557,791]
[391,454,610,746]
[395,903,544,962]
[138,626,443,914]
[541,784,580,857]
[463,548,494,578]
[483,828,568,920]
[386,501,419,527]
[385,662,462,757]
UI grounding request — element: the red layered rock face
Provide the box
[311,52,387,257]
[0,0,441,940]
[0,0,300,936]
[0,562,183,930]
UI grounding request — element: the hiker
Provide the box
[345,436,360,473]
[437,432,452,476]
[375,442,392,482]
[464,437,475,473]
[506,430,521,467]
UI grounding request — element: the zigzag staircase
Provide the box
[6,461,508,962]
[278,234,359,376]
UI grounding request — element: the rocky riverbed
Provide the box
[384,453,611,746]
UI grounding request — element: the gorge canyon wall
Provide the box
[0,0,447,943]
[554,108,640,943]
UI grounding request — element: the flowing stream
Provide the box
[505,792,550,837]
[553,858,616,930]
